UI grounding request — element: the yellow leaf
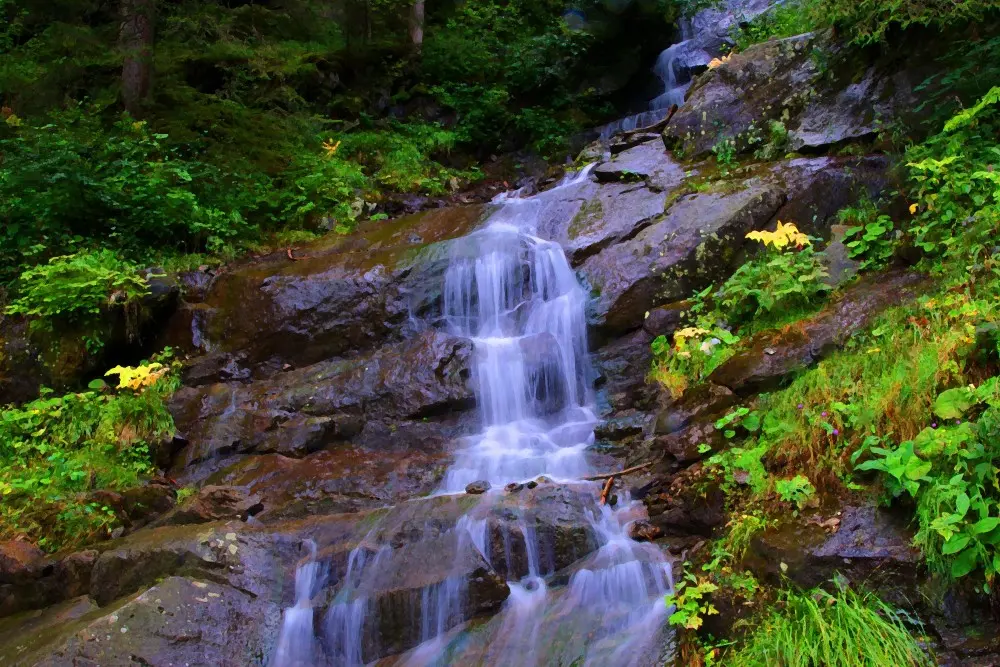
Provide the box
[909,203,919,215]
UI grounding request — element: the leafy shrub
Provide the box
[665,571,720,630]
[839,201,897,272]
[719,222,831,328]
[727,583,931,666]
[905,87,1000,267]
[0,353,179,551]
[0,109,257,276]
[5,251,149,334]
[855,379,1000,582]
[775,474,817,510]
[650,323,740,399]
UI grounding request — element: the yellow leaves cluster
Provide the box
[105,363,168,391]
[746,221,810,250]
[708,54,732,70]
[673,327,711,356]
[322,139,342,157]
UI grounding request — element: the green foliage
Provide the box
[731,1,817,50]
[0,353,179,551]
[839,201,897,272]
[726,583,931,666]
[5,251,149,333]
[855,380,1000,583]
[905,87,1000,267]
[719,244,831,329]
[808,0,997,45]
[774,474,817,510]
[665,570,720,630]
[711,137,737,175]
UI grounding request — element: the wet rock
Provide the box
[165,205,484,373]
[593,329,658,413]
[484,484,599,580]
[119,481,178,528]
[466,481,491,495]
[555,183,669,264]
[594,412,647,442]
[709,271,926,394]
[0,549,98,619]
[169,330,475,482]
[643,464,726,536]
[0,541,45,585]
[664,32,926,158]
[643,301,690,338]
[206,447,449,522]
[505,483,524,493]
[745,505,921,592]
[655,417,727,464]
[654,383,735,436]
[580,180,786,336]
[0,575,281,667]
[593,141,686,191]
[628,520,663,543]
[155,485,263,526]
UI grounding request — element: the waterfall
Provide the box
[271,165,673,666]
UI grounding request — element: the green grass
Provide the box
[726,584,932,666]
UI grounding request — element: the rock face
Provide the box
[169,330,475,482]
[663,31,934,158]
[164,205,485,377]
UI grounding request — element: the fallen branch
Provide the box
[583,462,653,482]
[618,104,679,139]
[600,476,615,505]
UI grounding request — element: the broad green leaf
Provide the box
[934,387,974,420]
[942,533,971,555]
[972,517,1000,535]
[951,546,979,578]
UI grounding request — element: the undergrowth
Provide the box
[725,583,932,666]
[0,353,179,551]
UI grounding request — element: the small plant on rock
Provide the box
[719,221,830,328]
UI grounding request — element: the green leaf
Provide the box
[972,517,1000,535]
[934,387,975,420]
[955,492,971,518]
[951,546,979,578]
[904,457,932,481]
[87,379,107,390]
[942,533,971,555]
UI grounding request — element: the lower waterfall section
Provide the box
[271,170,674,666]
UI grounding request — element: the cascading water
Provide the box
[271,166,674,666]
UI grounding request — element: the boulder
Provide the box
[0,541,45,585]
[654,383,736,436]
[164,205,484,376]
[169,330,476,482]
[664,31,927,158]
[655,417,727,464]
[745,505,922,593]
[482,483,600,580]
[466,481,491,495]
[580,179,786,336]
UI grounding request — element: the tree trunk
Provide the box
[409,0,424,53]
[120,0,155,114]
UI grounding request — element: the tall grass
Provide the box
[727,585,932,666]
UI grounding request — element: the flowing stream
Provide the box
[270,167,674,666]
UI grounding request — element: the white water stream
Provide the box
[270,167,673,666]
